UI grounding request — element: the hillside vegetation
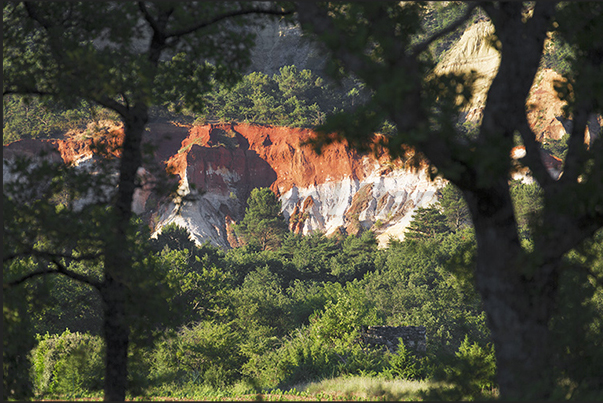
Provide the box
[11,183,603,401]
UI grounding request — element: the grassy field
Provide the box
[35,375,498,401]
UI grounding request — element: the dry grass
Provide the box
[299,375,446,401]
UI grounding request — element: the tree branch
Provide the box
[479,2,501,26]
[166,6,294,39]
[475,2,554,182]
[4,267,59,288]
[540,207,603,264]
[4,258,102,290]
[558,104,592,187]
[23,1,53,30]
[49,257,103,289]
[92,95,129,118]
[3,88,56,98]
[138,2,164,38]
[410,2,478,58]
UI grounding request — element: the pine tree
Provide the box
[235,188,289,251]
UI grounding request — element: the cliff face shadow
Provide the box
[183,138,277,213]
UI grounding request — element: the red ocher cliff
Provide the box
[3,121,442,248]
[4,117,569,249]
[155,122,442,248]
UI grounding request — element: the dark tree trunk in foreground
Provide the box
[463,185,558,399]
[101,106,148,401]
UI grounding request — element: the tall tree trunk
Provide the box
[101,276,129,401]
[464,185,559,400]
[101,105,148,401]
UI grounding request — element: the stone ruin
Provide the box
[360,326,426,353]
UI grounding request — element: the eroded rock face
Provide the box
[3,121,441,249]
[156,122,441,249]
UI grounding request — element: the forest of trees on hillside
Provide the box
[6,182,603,400]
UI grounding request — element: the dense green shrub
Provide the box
[423,336,497,400]
[234,187,289,251]
[3,65,364,145]
[191,65,364,128]
[243,324,387,390]
[229,265,292,339]
[309,282,378,348]
[541,132,570,161]
[380,343,428,381]
[30,330,105,396]
[150,321,244,390]
[16,180,520,397]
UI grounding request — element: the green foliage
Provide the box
[235,188,289,251]
[30,330,105,397]
[150,321,244,390]
[509,180,544,240]
[26,268,103,336]
[230,266,291,339]
[2,64,366,136]
[150,225,233,326]
[361,235,488,356]
[243,325,385,390]
[3,2,265,113]
[3,95,119,145]
[405,206,450,240]
[278,232,340,282]
[151,223,198,254]
[548,230,603,399]
[380,343,427,381]
[2,155,187,361]
[5,2,603,399]
[438,183,471,231]
[10,189,500,396]
[193,65,364,127]
[541,132,570,160]
[310,282,378,348]
[424,336,497,400]
[330,231,379,283]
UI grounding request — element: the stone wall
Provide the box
[360,326,426,353]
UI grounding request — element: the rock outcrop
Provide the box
[434,19,500,117]
[360,325,427,353]
[155,122,442,248]
[3,122,441,249]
